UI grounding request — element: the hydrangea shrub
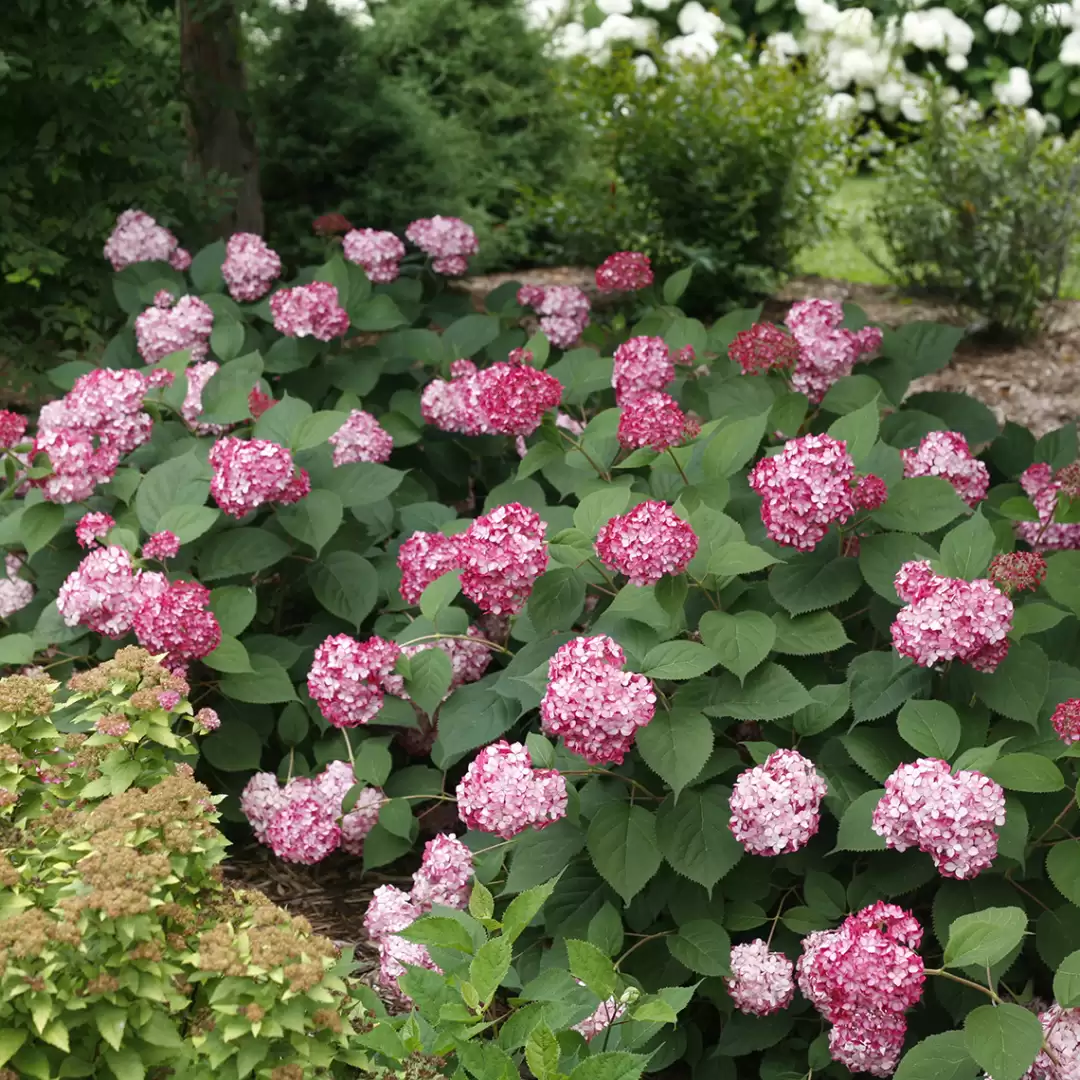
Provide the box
[4,213,1080,1078]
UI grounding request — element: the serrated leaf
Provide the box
[502,876,561,941]
[403,647,453,716]
[641,640,717,680]
[987,753,1064,793]
[202,634,252,674]
[938,511,995,580]
[655,786,742,890]
[400,915,475,953]
[525,1025,560,1080]
[667,919,731,976]
[945,907,1028,968]
[155,504,220,545]
[276,489,343,554]
[567,1052,647,1080]
[709,541,779,576]
[833,789,888,853]
[528,568,586,635]
[20,502,64,556]
[709,662,812,720]
[859,532,938,602]
[703,410,770,479]
[219,654,296,704]
[770,610,850,656]
[567,939,617,999]
[849,651,931,723]
[768,550,863,615]
[505,821,586,894]
[199,528,290,581]
[419,569,462,621]
[432,684,516,769]
[893,1031,979,1080]
[574,487,631,536]
[1010,602,1069,639]
[588,903,625,957]
[307,551,379,629]
[1055,948,1080,1007]
[964,1004,1042,1080]
[470,937,512,1006]
[587,802,662,904]
[827,396,880,467]
[970,639,1049,726]
[636,708,713,798]
[792,683,850,736]
[897,699,961,759]
[1047,839,1080,904]
[873,476,969,533]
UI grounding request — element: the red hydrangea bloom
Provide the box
[265,794,341,865]
[901,430,990,508]
[75,511,116,549]
[397,530,462,606]
[476,362,563,436]
[891,559,1013,672]
[458,503,549,614]
[1052,699,1080,745]
[410,833,474,911]
[0,554,33,619]
[0,410,27,448]
[142,531,180,561]
[456,740,568,838]
[180,361,229,436]
[133,579,221,672]
[405,216,478,276]
[1017,462,1080,551]
[872,757,1006,879]
[270,282,350,341]
[729,749,827,855]
[797,903,925,1078]
[617,390,698,451]
[675,344,696,366]
[247,386,275,419]
[730,323,801,376]
[612,335,674,404]
[726,940,796,1015]
[595,500,698,585]
[38,368,153,458]
[57,546,167,639]
[208,437,309,517]
[135,292,214,366]
[989,551,1046,594]
[343,228,406,284]
[308,633,402,728]
[748,434,857,552]
[540,635,657,764]
[313,212,353,237]
[595,250,653,292]
[517,285,591,350]
[329,409,394,466]
[104,209,190,271]
[221,233,281,302]
[854,473,888,510]
[785,299,880,403]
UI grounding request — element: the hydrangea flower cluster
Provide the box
[328,409,394,466]
[132,580,221,673]
[785,299,882,402]
[854,473,889,510]
[729,749,828,855]
[725,940,796,1015]
[574,996,627,1041]
[617,391,698,451]
[221,232,282,302]
[891,560,1013,673]
[458,502,549,614]
[57,546,167,639]
[517,284,591,349]
[456,740,568,838]
[397,530,463,606]
[141,531,180,561]
[988,551,1047,594]
[269,282,350,341]
[595,250,654,292]
[179,361,229,437]
[208,437,310,518]
[247,386,275,419]
[400,627,492,692]
[405,216,478,276]
[0,554,33,619]
[595,500,697,585]
[540,635,657,764]
[0,410,27,448]
[31,429,118,504]
[1024,1004,1080,1080]
[611,335,675,403]
[75,511,115,549]
[1017,462,1080,551]
[308,633,402,728]
[104,209,190,271]
[343,228,406,283]
[900,430,990,507]
[410,833,475,911]
[749,434,865,552]
[797,903,926,1077]
[729,322,801,376]
[872,758,1006,878]
[134,292,215,365]
[1052,699,1080,745]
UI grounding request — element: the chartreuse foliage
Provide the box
[3,233,1080,1079]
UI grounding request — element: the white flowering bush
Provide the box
[5,211,1080,1078]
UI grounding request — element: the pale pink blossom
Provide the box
[180,361,230,437]
[901,431,989,508]
[729,749,827,855]
[458,502,548,615]
[265,794,341,865]
[612,336,674,404]
[329,409,394,466]
[222,233,281,302]
[406,216,478,276]
[0,554,33,619]
[308,633,402,729]
[517,285,591,349]
[104,209,189,271]
[1053,699,1080,746]
[397,530,462,606]
[270,282,350,341]
[1017,462,1080,551]
[142,531,180,560]
[343,228,406,284]
[574,997,627,1040]
[75,512,116,549]
[135,292,214,365]
[410,833,474,911]
[785,300,879,403]
[595,500,697,585]
[208,437,308,518]
[0,410,27,448]
[726,940,796,1015]
[617,390,697,451]
[132,579,221,672]
[57,546,167,639]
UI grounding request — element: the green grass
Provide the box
[795,176,1080,300]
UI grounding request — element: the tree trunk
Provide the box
[179,0,263,236]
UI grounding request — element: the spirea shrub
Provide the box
[7,212,1080,1080]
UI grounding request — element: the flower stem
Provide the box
[925,968,1001,1003]
[667,447,690,485]
[615,931,672,970]
[403,632,513,656]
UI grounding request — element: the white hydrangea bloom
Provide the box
[640,0,674,8]
[1061,28,1080,63]
[835,6,875,41]
[1031,3,1074,26]
[823,92,859,122]
[677,1,724,36]
[984,4,1023,33]
[1025,108,1048,137]
[632,53,659,77]
[993,66,1033,106]
[876,79,907,108]
[762,31,801,64]
[945,53,968,71]
[597,0,633,15]
[663,29,720,60]
[522,0,569,28]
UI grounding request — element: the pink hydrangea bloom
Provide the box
[901,430,990,508]
[797,903,925,1078]
[617,390,697,451]
[343,228,406,284]
[891,560,1013,672]
[208,437,308,518]
[364,884,419,940]
[221,233,281,302]
[240,772,290,845]
[405,216,478,276]
[612,336,674,404]
[193,707,220,733]
[75,511,116,549]
[132,579,221,671]
[157,690,181,711]
[269,282,350,341]
[142,531,180,560]
[595,251,653,292]
[517,285,591,349]
[456,740,568,839]
[854,473,889,510]
[31,429,119,504]
[595,500,697,585]
[1024,1004,1080,1080]
[729,323,801,376]
[729,749,828,855]
[135,292,214,365]
[313,759,385,856]
[872,757,1006,878]
[38,368,152,458]
[400,627,491,693]
[541,635,656,764]
[1017,462,1080,551]
[749,434,857,552]
[308,633,402,728]
[329,409,394,466]
[410,833,474,911]
[180,361,229,436]
[397,530,462,606]
[265,794,341,865]
[1052,699,1080,745]
[574,997,627,1040]
[248,386,275,419]
[420,359,489,436]
[458,502,549,615]
[726,940,796,1015]
[104,209,189,271]
[378,935,440,1010]
[57,546,167,639]
[785,299,879,403]
[0,410,28,448]
[476,362,563,436]
[0,554,33,619]
[989,551,1047,594]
